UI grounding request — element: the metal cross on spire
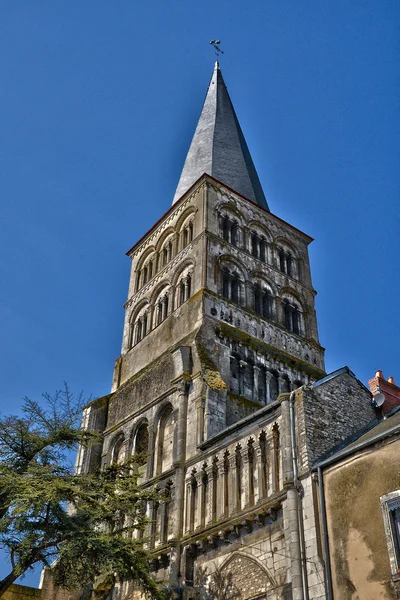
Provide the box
[210,40,224,60]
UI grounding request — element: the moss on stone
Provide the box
[216,321,325,379]
[196,342,227,391]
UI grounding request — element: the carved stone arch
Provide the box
[155,227,176,252]
[215,200,245,225]
[219,551,278,597]
[109,432,125,465]
[130,298,151,324]
[250,271,278,295]
[154,402,175,476]
[279,287,304,306]
[129,417,150,458]
[150,279,172,305]
[217,254,247,280]
[274,236,299,258]
[136,246,157,272]
[176,206,196,233]
[247,220,272,241]
[171,258,196,287]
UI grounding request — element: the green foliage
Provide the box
[0,386,162,598]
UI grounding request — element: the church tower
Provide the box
[80,62,330,600]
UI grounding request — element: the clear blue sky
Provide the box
[1,0,399,586]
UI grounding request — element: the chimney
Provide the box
[368,370,400,415]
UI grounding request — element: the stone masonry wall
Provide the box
[301,369,376,466]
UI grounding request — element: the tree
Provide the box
[0,386,161,598]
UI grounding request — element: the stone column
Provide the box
[239,360,247,396]
[265,371,273,404]
[253,365,260,402]
[162,296,168,320]
[217,459,228,520]
[278,393,304,600]
[254,442,265,502]
[228,454,238,515]
[195,471,204,530]
[146,423,155,479]
[241,446,251,508]
[184,478,192,534]
[205,464,216,525]
[154,251,160,273]
[278,375,286,396]
[158,499,167,545]
[135,270,141,292]
[271,425,280,493]
[196,397,205,446]
[172,379,189,540]
[184,277,190,302]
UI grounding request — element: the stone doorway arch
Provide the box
[219,552,277,600]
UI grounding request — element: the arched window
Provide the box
[222,215,230,242]
[231,222,239,247]
[154,288,171,326]
[278,247,296,278]
[250,232,268,262]
[251,233,258,257]
[220,215,240,247]
[134,421,149,456]
[177,271,192,307]
[282,299,302,335]
[112,436,125,465]
[221,267,243,305]
[130,307,150,348]
[260,239,267,262]
[222,268,230,299]
[231,275,240,304]
[253,284,274,320]
[180,221,193,250]
[155,405,174,475]
[268,371,279,403]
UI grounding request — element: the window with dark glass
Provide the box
[283,300,301,334]
[231,276,240,304]
[231,222,239,247]
[222,269,230,299]
[389,501,400,568]
[254,285,273,319]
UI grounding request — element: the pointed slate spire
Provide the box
[173,62,269,210]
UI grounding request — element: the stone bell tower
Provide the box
[78,61,328,600]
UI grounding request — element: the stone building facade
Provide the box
[35,63,388,600]
[70,63,379,600]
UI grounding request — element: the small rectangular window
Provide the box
[381,491,400,578]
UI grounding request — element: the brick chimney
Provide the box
[368,370,400,415]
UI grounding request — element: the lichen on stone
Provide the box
[196,342,227,391]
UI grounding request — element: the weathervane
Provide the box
[210,40,224,60]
